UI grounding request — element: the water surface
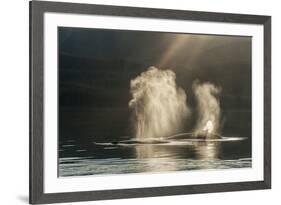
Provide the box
[59,135,251,177]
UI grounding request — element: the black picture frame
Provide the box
[29,1,271,204]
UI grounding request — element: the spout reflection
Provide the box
[194,141,220,160]
[134,140,221,172]
[135,145,180,172]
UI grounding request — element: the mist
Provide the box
[129,66,190,140]
[192,81,222,138]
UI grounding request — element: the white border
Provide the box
[44,13,264,193]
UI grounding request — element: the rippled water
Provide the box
[59,135,252,177]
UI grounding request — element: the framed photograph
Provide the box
[29,0,271,204]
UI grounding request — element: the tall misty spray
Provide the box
[129,66,189,140]
[193,81,222,138]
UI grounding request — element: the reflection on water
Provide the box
[195,142,219,160]
[59,136,251,177]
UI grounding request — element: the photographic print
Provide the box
[30,1,271,203]
[58,27,252,177]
